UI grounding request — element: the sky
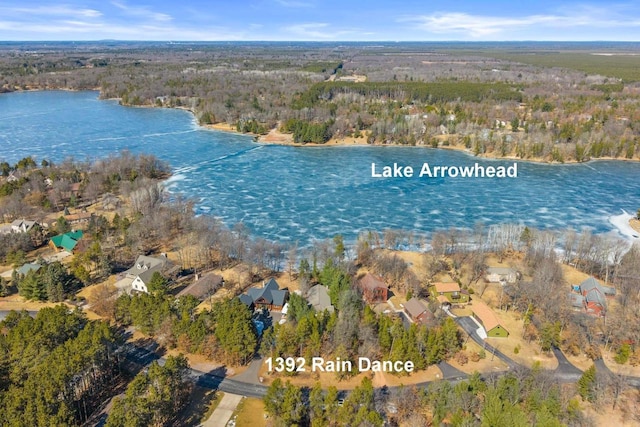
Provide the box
[1,1,640,41]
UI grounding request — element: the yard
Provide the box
[232,397,266,427]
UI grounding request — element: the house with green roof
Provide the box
[49,230,84,253]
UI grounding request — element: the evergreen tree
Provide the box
[147,271,169,295]
[577,364,597,402]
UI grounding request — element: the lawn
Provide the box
[233,397,266,427]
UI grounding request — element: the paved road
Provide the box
[122,343,269,397]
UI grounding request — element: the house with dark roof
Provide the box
[431,282,469,304]
[403,297,433,325]
[49,230,84,253]
[357,273,388,304]
[307,285,334,313]
[238,294,255,310]
[124,255,169,294]
[176,272,223,301]
[471,300,509,338]
[239,278,289,311]
[579,277,614,317]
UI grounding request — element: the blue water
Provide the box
[1,91,639,244]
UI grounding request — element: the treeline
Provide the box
[0,152,169,202]
[281,118,333,144]
[3,44,640,161]
[292,81,524,109]
[263,367,592,426]
[0,306,120,426]
[114,293,257,365]
[105,355,191,427]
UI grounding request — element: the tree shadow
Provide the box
[171,386,221,427]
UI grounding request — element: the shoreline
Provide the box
[204,121,640,165]
[4,88,640,166]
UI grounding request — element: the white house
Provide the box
[124,254,168,293]
[0,219,38,235]
[11,219,37,233]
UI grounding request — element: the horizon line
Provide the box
[1,39,640,43]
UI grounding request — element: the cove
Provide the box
[1,90,639,245]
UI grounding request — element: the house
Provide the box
[471,300,509,338]
[11,219,37,233]
[357,273,388,304]
[579,277,614,317]
[124,254,169,294]
[65,212,93,225]
[431,282,469,304]
[485,267,518,285]
[102,193,120,211]
[307,284,334,313]
[176,272,223,301]
[239,278,289,311]
[49,230,84,253]
[403,297,433,325]
[0,219,38,234]
[238,294,255,310]
[16,262,41,276]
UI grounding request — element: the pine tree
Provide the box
[577,364,597,402]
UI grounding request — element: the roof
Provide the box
[580,277,610,307]
[16,263,41,275]
[239,294,254,307]
[124,255,169,287]
[433,282,461,293]
[11,219,37,231]
[437,295,450,305]
[307,285,334,313]
[50,230,84,252]
[177,272,223,300]
[271,290,288,307]
[359,273,387,291]
[471,300,502,332]
[580,277,616,297]
[404,297,428,318]
[569,292,585,308]
[65,212,92,222]
[246,278,288,307]
[486,267,516,275]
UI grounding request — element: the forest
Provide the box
[2,42,640,161]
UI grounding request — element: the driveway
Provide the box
[202,393,243,427]
[114,276,134,295]
[43,251,72,263]
[551,347,583,381]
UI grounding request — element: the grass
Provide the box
[232,397,266,427]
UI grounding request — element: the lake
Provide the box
[1,90,638,245]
